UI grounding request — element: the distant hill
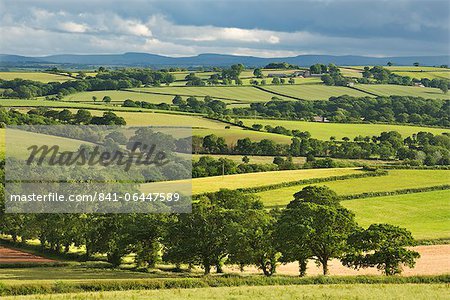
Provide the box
[1,52,448,68]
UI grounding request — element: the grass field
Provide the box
[256,169,450,207]
[63,90,178,104]
[391,71,450,80]
[2,284,447,300]
[0,72,72,83]
[260,84,372,100]
[141,167,361,195]
[355,84,450,99]
[241,119,450,140]
[342,190,450,240]
[348,66,449,72]
[193,128,293,144]
[130,86,291,102]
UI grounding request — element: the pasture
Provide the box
[141,167,361,195]
[354,84,450,99]
[63,90,178,104]
[129,86,291,102]
[256,169,450,207]
[242,119,450,140]
[1,284,446,300]
[260,84,372,100]
[0,72,72,83]
[342,190,450,240]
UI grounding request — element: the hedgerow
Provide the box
[0,275,448,296]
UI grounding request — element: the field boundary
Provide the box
[122,88,252,104]
[339,184,450,201]
[193,169,388,198]
[0,275,448,296]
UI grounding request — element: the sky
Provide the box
[0,0,449,57]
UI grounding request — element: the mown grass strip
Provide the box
[0,275,448,296]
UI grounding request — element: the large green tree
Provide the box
[342,223,420,275]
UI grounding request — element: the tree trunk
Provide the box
[322,259,329,276]
[215,262,223,273]
[203,262,211,275]
[299,259,307,277]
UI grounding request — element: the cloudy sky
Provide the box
[0,0,448,57]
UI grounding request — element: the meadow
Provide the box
[354,84,450,99]
[241,118,450,140]
[256,169,450,207]
[129,86,291,102]
[260,84,372,100]
[0,72,72,83]
[63,90,178,104]
[141,167,361,195]
[342,190,450,240]
[2,284,447,300]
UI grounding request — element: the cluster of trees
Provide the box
[319,64,349,86]
[194,131,450,165]
[26,108,126,125]
[185,64,246,86]
[0,107,126,126]
[264,62,298,69]
[193,156,278,178]
[232,95,450,127]
[359,66,449,93]
[122,99,171,110]
[0,69,176,99]
[172,95,228,114]
[0,187,419,276]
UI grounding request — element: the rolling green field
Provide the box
[355,84,450,99]
[256,169,450,207]
[391,71,450,80]
[193,128,293,144]
[141,167,360,195]
[348,66,449,72]
[63,90,179,104]
[81,110,291,143]
[2,284,446,300]
[242,119,450,140]
[130,86,291,102]
[260,84,372,100]
[0,72,72,83]
[343,190,450,240]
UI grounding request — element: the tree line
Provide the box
[0,107,126,126]
[194,131,450,166]
[0,69,176,99]
[0,186,420,276]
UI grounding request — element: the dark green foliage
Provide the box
[343,224,421,275]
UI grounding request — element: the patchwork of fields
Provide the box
[130,86,291,102]
[260,84,372,100]
[354,84,450,99]
[256,169,450,206]
[0,72,72,83]
[141,167,361,194]
[242,118,450,140]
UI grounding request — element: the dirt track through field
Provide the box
[0,246,54,263]
[226,245,450,276]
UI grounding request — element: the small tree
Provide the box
[242,156,250,163]
[92,96,97,102]
[289,78,295,84]
[439,82,448,94]
[343,224,420,275]
[102,96,112,104]
[253,68,263,78]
